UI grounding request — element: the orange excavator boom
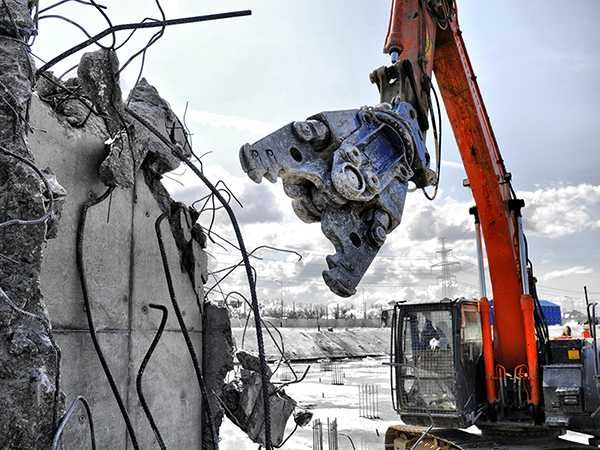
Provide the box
[382,0,540,406]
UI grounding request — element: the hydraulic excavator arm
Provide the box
[240,1,600,444]
[380,0,543,410]
[240,0,541,416]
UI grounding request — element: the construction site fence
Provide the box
[313,418,339,450]
[230,318,383,328]
[358,384,381,419]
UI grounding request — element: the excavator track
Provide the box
[385,425,599,450]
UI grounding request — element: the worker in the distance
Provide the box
[583,323,592,339]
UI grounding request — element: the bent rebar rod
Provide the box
[76,186,140,449]
[37,10,252,74]
[155,211,218,449]
[128,107,273,449]
[51,396,96,450]
[136,304,168,450]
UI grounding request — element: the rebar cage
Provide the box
[390,299,486,428]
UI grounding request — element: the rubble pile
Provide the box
[223,351,298,447]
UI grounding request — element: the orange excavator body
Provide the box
[385,0,530,373]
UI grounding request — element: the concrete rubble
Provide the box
[0,2,304,447]
[203,303,235,449]
[78,49,137,188]
[222,350,302,447]
[127,78,192,176]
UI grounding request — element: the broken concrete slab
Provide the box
[25,48,227,447]
[237,349,273,379]
[203,303,234,448]
[223,369,295,447]
[38,57,191,190]
[29,96,210,447]
[77,49,126,135]
[128,78,192,176]
[77,49,139,188]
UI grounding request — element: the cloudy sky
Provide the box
[33,0,600,312]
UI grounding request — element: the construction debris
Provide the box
[77,49,137,188]
[203,303,235,448]
[237,349,274,378]
[223,351,296,447]
[127,78,192,175]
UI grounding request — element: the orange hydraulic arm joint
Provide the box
[382,0,540,407]
[381,0,438,130]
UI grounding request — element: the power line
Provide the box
[537,284,600,296]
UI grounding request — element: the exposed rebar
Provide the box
[128,107,274,449]
[155,211,218,449]
[76,186,140,449]
[36,10,252,75]
[135,304,168,450]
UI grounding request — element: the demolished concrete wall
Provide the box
[29,73,214,446]
[1,4,306,448]
[0,7,221,441]
[203,303,234,449]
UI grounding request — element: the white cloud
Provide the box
[185,108,276,135]
[403,192,474,243]
[521,184,600,238]
[166,157,598,306]
[541,266,594,281]
[441,160,464,170]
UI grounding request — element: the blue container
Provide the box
[538,299,562,326]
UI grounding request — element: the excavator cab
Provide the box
[390,299,486,428]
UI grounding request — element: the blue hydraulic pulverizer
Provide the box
[239,99,436,297]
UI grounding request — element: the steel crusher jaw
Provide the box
[239,99,435,297]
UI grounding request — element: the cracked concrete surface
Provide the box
[0,1,63,448]
[1,15,215,445]
[28,67,212,447]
